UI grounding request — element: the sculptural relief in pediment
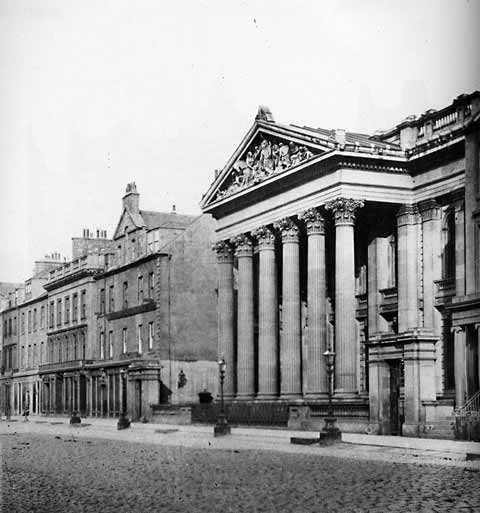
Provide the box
[215,135,319,201]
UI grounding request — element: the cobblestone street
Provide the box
[2,423,480,513]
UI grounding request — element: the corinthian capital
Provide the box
[325,197,364,225]
[273,217,299,243]
[298,208,324,235]
[213,240,233,262]
[251,225,276,250]
[231,234,253,257]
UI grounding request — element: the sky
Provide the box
[0,0,479,282]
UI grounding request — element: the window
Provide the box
[109,285,114,312]
[28,310,32,333]
[148,272,155,298]
[72,293,78,323]
[137,324,143,354]
[100,332,105,360]
[64,297,70,324]
[122,328,127,354]
[99,288,105,314]
[138,276,144,303]
[33,309,37,331]
[148,322,154,350]
[442,210,456,279]
[57,299,62,326]
[123,282,128,309]
[3,320,7,338]
[80,332,86,360]
[147,229,160,253]
[49,301,55,328]
[80,290,86,319]
[8,318,12,337]
[20,313,25,334]
[13,316,17,336]
[387,235,397,288]
[40,341,44,364]
[109,331,113,358]
[72,333,77,360]
[40,305,45,329]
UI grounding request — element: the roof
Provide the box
[140,210,197,230]
[0,282,22,296]
[289,124,402,150]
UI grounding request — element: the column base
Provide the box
[280,393,303,402]
[255,394,278,401]
[334,390,359,400]
[303,393,330,401]
[401,422,420,437]
[235,393,256,401]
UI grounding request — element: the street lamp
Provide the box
[214,358,231,437]
[319,349,341,444]
[117,368,131,430]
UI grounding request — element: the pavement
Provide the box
[2,414,479,468]
[2,416,480,512]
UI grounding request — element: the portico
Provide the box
[202,93,480,437]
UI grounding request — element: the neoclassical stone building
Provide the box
[200,92,480,437]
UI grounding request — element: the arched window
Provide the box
[442,209,455,279]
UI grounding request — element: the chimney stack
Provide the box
[123,182,140,214]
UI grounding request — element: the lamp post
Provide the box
[319,349,341,444]
[214,358,231,437]
[117,368,131,430]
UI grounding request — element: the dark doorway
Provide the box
[134,380,142,420]
[389,360,402,436]
[79,375,87,416]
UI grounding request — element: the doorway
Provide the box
[134,380,142,420]
[389,360,403,436]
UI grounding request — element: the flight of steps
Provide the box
[420,417,456,440]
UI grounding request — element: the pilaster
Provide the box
[452,326,466,407]
[396,204,421,332]
[401,330,437,437]
[452,190,466,297]
[418,199,443,396]
[367,219,390,338]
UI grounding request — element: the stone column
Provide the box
[325,198,364,397]
[299,208,328,398]
[252,226,278,399]
[232,234,255,400]
[453,326,466,407]
[453,191,466,297]
[213,241,235,399]
[274,217,302,400]
[396,205,421,332]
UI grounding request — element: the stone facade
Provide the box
[201,94,480,438]
[0,184,218,422]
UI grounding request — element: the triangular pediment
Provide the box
[201,121,330,208]
[113,208,144,240]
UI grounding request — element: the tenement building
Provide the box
[1,184,218,422]
[200,92,480,437]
